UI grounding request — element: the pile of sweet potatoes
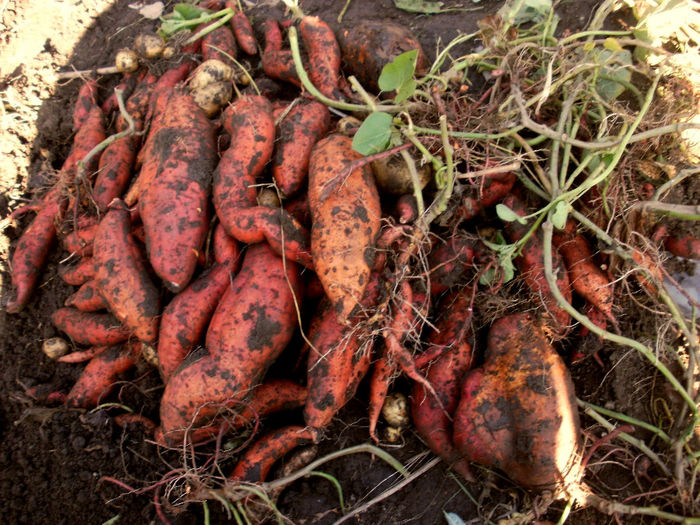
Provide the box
[9,0,669,504]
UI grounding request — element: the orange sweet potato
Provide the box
[227,2,257,55]
[201,23,237,65]
[73,79,99,132]
[64,279,108,312]
[59,256,96,286]
[261,19,300,87]
[453,312,582,490]
[308,134,381,322]
[299,15,341,99]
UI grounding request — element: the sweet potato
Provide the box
[226,1,257,55]
[59,256,95,286]
[61,222,97,257]
[65,279,108,312]
[51,307,131,346]
[665,234,700,260]
[172,379,308,445]
[337,20,428,92]
[272,98,330,197]
[453,312,583,490]
[308,134,381,322]
[299,15,341,99]
[229,425,316,482]
[213,95,313,268]
[157,262,236,381]
[201,23,237,66]
[502,194,572,338]
[139,89,217,291]
[552,220,615,327]
[73,79,99,132]
[304,274,381,429]
[158,243,301,442]
[213,223,240,265]
[412,288,475,480]
[93,199,160,344]
[460,171,516,221]
[6,186,66,313]
[58,345,108,364]
[261,19,300,87]
[428,234,475,296]
[68,105,106,179]
[65,341,141,408]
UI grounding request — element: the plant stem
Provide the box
[632,201,700,220]
[184,9,234,45]
[579,400,672,444]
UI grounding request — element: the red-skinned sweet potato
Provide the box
[308,134,381,322]
[158,243,301,443]
[226,1,257,55]
[139,89,217,291]
[460,171,516,221]
[65,279,108,312]
[272,98,331,197]
[6,186,66,313]
[201,23,237,65]
[665,234,700,260]
[213,95,313,268]
[453,312,583,490]
[51,307,131,346]
[93,199,160,344]
[428,234,475,296]
[59,256,95,286]
[229,425,316,482]
[73,79,99,132]
[412,288,475,480]
[65,341,141,408]
[299,15,341,99]
[502,194,572,338]
[261,19,300,87]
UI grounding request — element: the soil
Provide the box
[0,1,693,524]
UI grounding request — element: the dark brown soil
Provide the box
[1,1,680,524]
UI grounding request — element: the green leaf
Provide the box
[378,50,418,92]
[550,201,568,230]
[603,37,624,52]
[395,79,417,103]
[500,0,552,25]
[393,0,445,14]
[479,267,497,286]
[496,203,527,225]
[174,3,205,20]
[593,47,632,102]
[352,112,393,155]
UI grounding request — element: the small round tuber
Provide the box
[115,48,139,73]
[43,337,69,359]
[133,33,165,59]
[382,392,410,428]
[188,59,234,92]
[191,81,233,117]
[372,154,431,195]
[257,188,281,208]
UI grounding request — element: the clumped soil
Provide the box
[0,1,683,524]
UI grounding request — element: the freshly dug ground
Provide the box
[0,1,688,524]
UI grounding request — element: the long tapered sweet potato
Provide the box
[299,15,341,99]
[59,256,95,286]
[93,199,160,344]
[460,171,516,221]
[412,288,475,480]
[73,79,99,132]
[51,307,131,346]
[502,194,572,338]
[65,279,108,312]
[272,98,330,197]
[213,95,313,267]
[453,312,583,490]
[230,425,317,482]
[158,243,301,443]
[65,341,141,408]
[157,262,237,381]
[201,23,237,65]
[308,134,381,322]
[213,223,240,265]
[68,105,106,179]
[93,135,139,211]
[6,186,66,313]
[261,19,300,87]
[665,234,700,260]
[304,273,381,429]
[227,2,257,55]
[553,220,615,327]
[139,89,217,291]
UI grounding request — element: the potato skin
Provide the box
[64,279,108,312]
[93,199,160,344]
[308,134,381,322]
[158,243,301,443]
[299,15,341,99]
[51,307,131,346]
[453,312,582,490]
